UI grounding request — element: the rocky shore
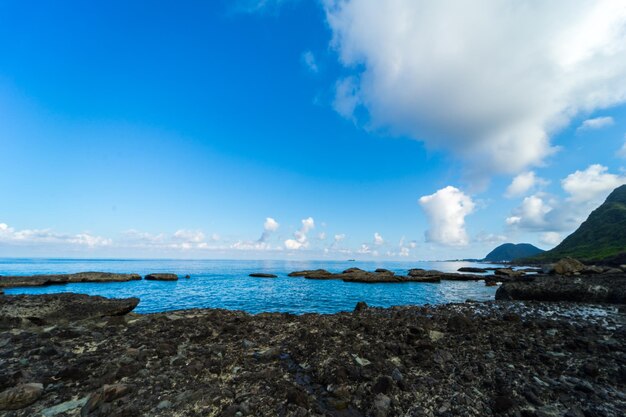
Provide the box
[0,293,624,416]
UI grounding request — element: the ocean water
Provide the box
[0,258,501,314]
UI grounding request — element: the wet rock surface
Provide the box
[0,272,141,288]
[0,298,624,416]
[0,293,139,328]
[144,273,179,281]
[496,274,626,304]
[287,268,484,283]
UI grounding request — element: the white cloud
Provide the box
[264,217,280,232]
[561,164,626,204]
[357,243,371,254]
[173,229,205,243]
[419,186,475,246]
[333,77,361,121]
[475,233,508,244]
[258,217,280,243]
[540,232,562,246]
[285,217,315,250]
[374,232,384,245]
[318,232,327,240]
[577,116,614,131]
[505,194,553,230]
[324,0,626,175]
[505,171,547,198]
[334,233,346,242]
[302,50,319,73]
[0,223,112,248]
[506,164,626,234]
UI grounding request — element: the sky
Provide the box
[1,0,626,260]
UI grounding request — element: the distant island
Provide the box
[483,243,545,262]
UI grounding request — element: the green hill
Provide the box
[484,243,544,262]
[528,184,626,263]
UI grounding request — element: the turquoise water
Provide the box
[0,258,500,314]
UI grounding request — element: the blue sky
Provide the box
[1,0,626,260]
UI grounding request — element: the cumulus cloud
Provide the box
[301,51,319,73]
[285,217,315,250]
[258,217,280,243]
[577,116,614,131]
[562,164,626,204]
[173,229,205,243]
[505,194,553,229]
[324,0,626,175]
[122,228,217,251]
[0,222,112,248]
[540,232,562,246]
[506,164,626,234]
[373,232,384,245]
[505,171,547,198]
[475,233,508,244]
[419,186,475,246]
[357,243,371,254]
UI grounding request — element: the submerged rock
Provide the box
[249,273,278,278]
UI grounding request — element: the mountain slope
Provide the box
[530,184,626,263]
[484,243,544,262]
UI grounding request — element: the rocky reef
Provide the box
[0,272,141,288]
[286,268,484,283]
[0,294,624,416]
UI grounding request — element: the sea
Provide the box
[0,258,504,314]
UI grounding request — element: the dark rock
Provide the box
[458,267,487,273]
[144,273,178,281]
[287,269,334,279]
[248,273,277,278]
[354,301,369,312]
[495,268,525,277]
[582,266,604,274]
[447,314,472,331]
[492,396,515,413]
[496,274,626,303]
[0,272,141,288]
[286,388,309,407]
[0,383,44,410]
[343,267,365,274]
[0,293,139,328]
[372,376,394,394]
[81,384,131,416]
[551,258,585,275]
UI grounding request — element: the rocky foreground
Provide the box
[0,293,625,417]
